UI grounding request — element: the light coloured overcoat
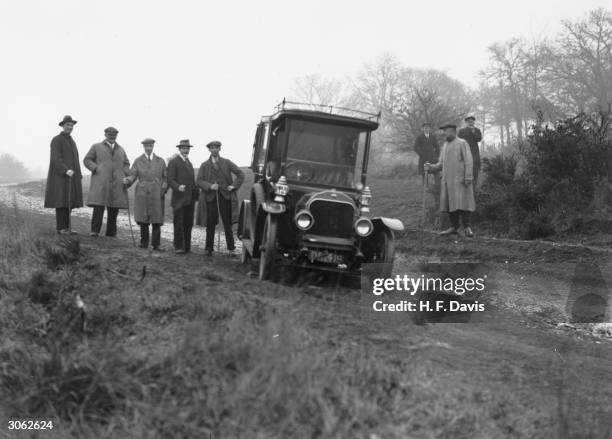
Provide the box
[429,137,475,212]
[127,153,167,224]
[83,141,130,208]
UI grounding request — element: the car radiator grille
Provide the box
[309,200,355,239]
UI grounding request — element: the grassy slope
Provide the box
[2,193,612,438]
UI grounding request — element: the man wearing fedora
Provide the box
[425,124,476,237]
[413,122,440,185]
[83,127,131,237]
[126,138,167,251]
[44,115,84,234]
[196,140,244,257]
[458,116,482,187]
[167,139,198,254]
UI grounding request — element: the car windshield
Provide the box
[285,119,368,188]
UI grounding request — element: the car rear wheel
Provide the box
[258,214,278,280]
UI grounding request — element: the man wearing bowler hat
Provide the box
[126,138,167,251]
[83,127,131,237]
[44,115,84,234]
[196,140,244,257]
[425,124,475,237]
[458,116,482,186]
[167,139,198,254]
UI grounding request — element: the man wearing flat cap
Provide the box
[167,139,198,254]
[197,140,244,257]
[425,124,476,237]
[413,122,440,185]
[458,116,482,187]
[83,127,131,237]
[44,115,84,234]
[126,138,167,250]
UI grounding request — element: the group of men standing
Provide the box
[43,115,244,256]
[413,116,482,237]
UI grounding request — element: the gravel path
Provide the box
[0,185,241,254]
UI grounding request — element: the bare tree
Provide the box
[350,53,404,116]
[391,69,474,149]
[547,8,612,114]
[290,74,349,106]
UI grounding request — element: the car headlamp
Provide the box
[295,210,314,230]
[355,217,373,237]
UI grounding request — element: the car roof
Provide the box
[262,101,380,130]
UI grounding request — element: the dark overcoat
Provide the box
[413,133,440,175]
[127,153,167,224]
[83,141,130,208]
[458,127,482,169]
[195,156,245,226]
[167,155,198,211]
[44,132,84,208]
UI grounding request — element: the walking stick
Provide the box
[421,171,428,230]
[216,186,222,252]
[67,174,72,233]
[124,184,136,247]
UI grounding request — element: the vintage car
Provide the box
[237,100,404,280]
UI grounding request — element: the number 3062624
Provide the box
[8,420,54,430]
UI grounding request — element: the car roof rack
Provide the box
[274,99,381,123]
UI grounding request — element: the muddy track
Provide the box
[3,185,612,437]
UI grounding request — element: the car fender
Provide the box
[372,217,404,232]
[262,201,287,214]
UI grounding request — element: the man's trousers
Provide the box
[173,203,195,252]
[205,194,234,252]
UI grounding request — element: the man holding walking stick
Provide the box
[44,115,83,235]
[197,140,244,257]
[167,139,198,254]
[126,138,167,251]
[83,127,131,237]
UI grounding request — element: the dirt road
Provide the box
[2,181,612,438]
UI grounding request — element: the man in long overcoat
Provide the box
[83,127,131,237]
[44,115,84,234]
[413,122,440,184]
[458,116,483,186]
[196,140,244,257]
[425,124,475,237]
[167,139,198,254]
[127,138,167,250]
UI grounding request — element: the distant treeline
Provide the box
[0,153,31,183]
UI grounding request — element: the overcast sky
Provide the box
[0,0,609,176]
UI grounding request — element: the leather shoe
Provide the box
[439,227,459,236]
[464,227,474,238]
[175,249,186,255]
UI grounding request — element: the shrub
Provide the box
[476,112,612,238]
